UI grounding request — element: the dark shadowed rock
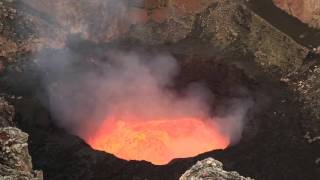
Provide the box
[0,97,14,127]
[273,0,320,29]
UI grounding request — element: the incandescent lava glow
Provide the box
[86,116,229,165]
[43,51,233,165]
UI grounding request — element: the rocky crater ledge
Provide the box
[180,158,253,180]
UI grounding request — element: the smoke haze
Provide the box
[24,0,253,147]
[36,47,252,144]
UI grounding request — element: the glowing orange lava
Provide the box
[87,117,229,165]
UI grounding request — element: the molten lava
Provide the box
[87,116,229,165]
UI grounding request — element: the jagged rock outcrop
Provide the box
[0,127,43,180]
[273,0,320,29]
[0,97,43,179]
[180,158,253,180]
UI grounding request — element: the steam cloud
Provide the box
[36,47,251,144]
[26,0,252,145]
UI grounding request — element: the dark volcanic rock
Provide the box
[0,97,14,127]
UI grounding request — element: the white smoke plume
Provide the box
[36,47,252,144]
[24,0,253,146]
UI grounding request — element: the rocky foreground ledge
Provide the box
[0,97,42,180]
[180,158,253,180]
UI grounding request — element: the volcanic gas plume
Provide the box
[37,49,251,165]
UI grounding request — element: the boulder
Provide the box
[0,127,43,180]
[0,97,43,179]
[180,158,253,180]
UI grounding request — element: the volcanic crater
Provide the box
[0,0,319,180]
[4,38,316,180]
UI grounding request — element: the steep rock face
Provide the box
[273,0,320,28]
[190,0,308,70]
[0,97,43,179]
[19,0,309,71]
[180,158,253,180]
[0,0,37,73]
